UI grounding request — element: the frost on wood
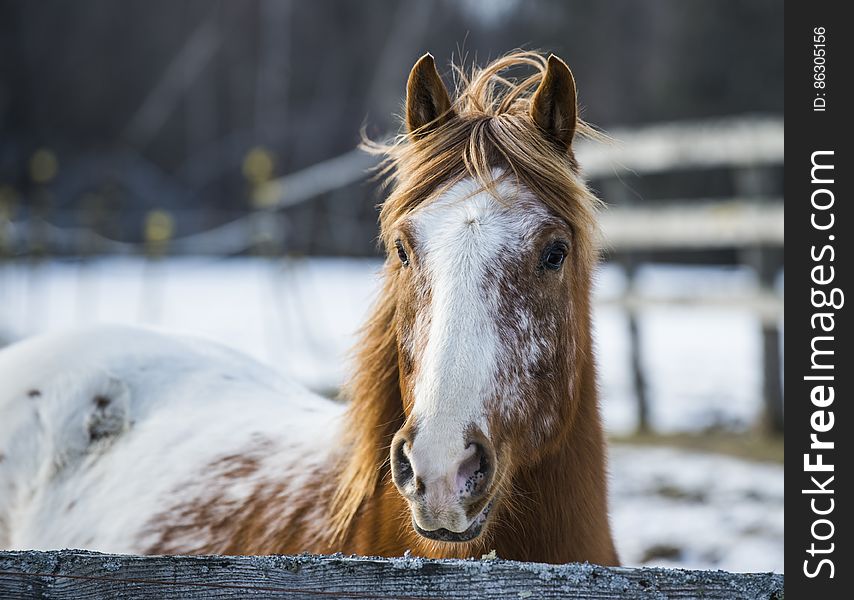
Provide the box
[0,550,782,600]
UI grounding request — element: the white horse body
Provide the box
[0,325,342,553]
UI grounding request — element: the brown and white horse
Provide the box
[0,51,617,565]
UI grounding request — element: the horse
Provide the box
[0,51,618,565]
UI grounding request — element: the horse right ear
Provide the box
[405,53,455,138]
[530,54,578,151]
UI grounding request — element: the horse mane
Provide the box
[328,262,403,541]
[329,50,605,544]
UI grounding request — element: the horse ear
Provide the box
[530,54,578,151]
[406,53,455,138]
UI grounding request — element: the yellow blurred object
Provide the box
[144,210,175,243]
[29,149,59,184]
[242,147,275,185]
[251,180,283,209]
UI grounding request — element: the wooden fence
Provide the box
[0,550,783,600]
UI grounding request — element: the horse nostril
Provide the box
[456,442,494,500]
[391,437,414,489]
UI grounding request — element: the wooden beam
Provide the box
[599,200,784,252]
[599,290,783,325]
[577,116,784,178]
[0,550,783,600]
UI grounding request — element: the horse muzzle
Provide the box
[411,498,494,542]
[390,426,497,542]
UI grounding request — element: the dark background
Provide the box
[0,0,783,254]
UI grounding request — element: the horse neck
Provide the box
[337,326,618,563]
[494,352,618,565]
[489,287,617,565]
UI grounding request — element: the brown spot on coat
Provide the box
[144,438,335,555]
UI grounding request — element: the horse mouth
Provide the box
[412,500,493,542]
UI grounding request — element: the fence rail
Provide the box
[0,198,784,259]
[252,115,784,210]
[577,115,783,178]
[1,116,784,259]
[0,550,784,600]
[599,199,783,252]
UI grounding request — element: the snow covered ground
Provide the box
[0,257,774,434]
[0,257,783,572]
[610,445,782,572]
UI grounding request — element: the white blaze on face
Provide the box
[406,175,549,496]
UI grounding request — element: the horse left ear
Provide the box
[406,53,455,138]
[530,54,578,151]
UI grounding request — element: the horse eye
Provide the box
[541,243,567,270]
[395,239,410,266]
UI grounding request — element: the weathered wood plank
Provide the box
[0,550,783,600]
[599,200,784,251]
[578,116,784,178]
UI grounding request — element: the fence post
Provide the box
[602,177,650,434]
[624,257,650,433]
[733,166,783,436]
[750,245,784,435]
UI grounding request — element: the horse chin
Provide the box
[411,499,494,543]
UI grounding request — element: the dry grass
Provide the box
[609,431,783,464]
